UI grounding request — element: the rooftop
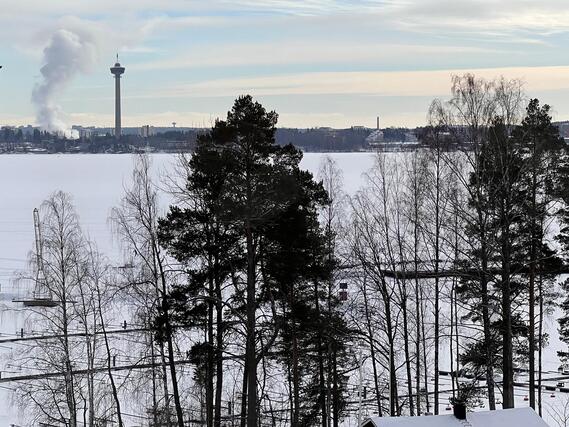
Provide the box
[363,407,547,427]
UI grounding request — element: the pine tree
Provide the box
[261,163,350,425]
[515,99,564,409]
[159,95,348,426]
[458,118,528,408]
[158,135,240,427]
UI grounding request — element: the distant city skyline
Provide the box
[2,0,569,129]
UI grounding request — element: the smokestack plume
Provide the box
[32,28,99,139]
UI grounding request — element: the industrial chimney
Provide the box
[453,402,466,420]
[376,116,380,130]
[110,56,125,140]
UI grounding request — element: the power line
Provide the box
[0,327,150,344]
[0,359,194,383]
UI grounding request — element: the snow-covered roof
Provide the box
[363,407,547,427]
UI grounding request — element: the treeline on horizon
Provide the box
[0,123,453,153]
[3,119,569,154]
[0,125,415,153]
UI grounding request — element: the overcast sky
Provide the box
[2,0,569,129]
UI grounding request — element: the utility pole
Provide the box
[357,345,364,427]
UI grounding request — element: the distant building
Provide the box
[20,125,35,138]
[366,129,384,144]
[404,132,418,142]
[556,121,569,138]
[140,125,155,138]
[72,125,95,139]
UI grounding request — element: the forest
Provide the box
[10,73,569,427]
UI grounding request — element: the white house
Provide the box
[363,407,547,427]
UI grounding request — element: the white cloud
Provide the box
[132,41,499,70]
[392,0,569,35]
[4,0,569,39]
[3,0,568,63]
[139,66,569,99]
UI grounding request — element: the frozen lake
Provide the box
[0,152,376,280]
[0,152,377,425]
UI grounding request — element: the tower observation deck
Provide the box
[110,58,125,140]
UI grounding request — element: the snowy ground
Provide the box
[0,152,567,426]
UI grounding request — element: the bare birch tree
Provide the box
[111,154,185,426]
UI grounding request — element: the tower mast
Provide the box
[110,56,126,140]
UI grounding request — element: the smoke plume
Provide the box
[32,28,99,139]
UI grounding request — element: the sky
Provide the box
[2,0,569,129]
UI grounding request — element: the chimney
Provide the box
[377,116,380,130]
[453,402,466,420]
